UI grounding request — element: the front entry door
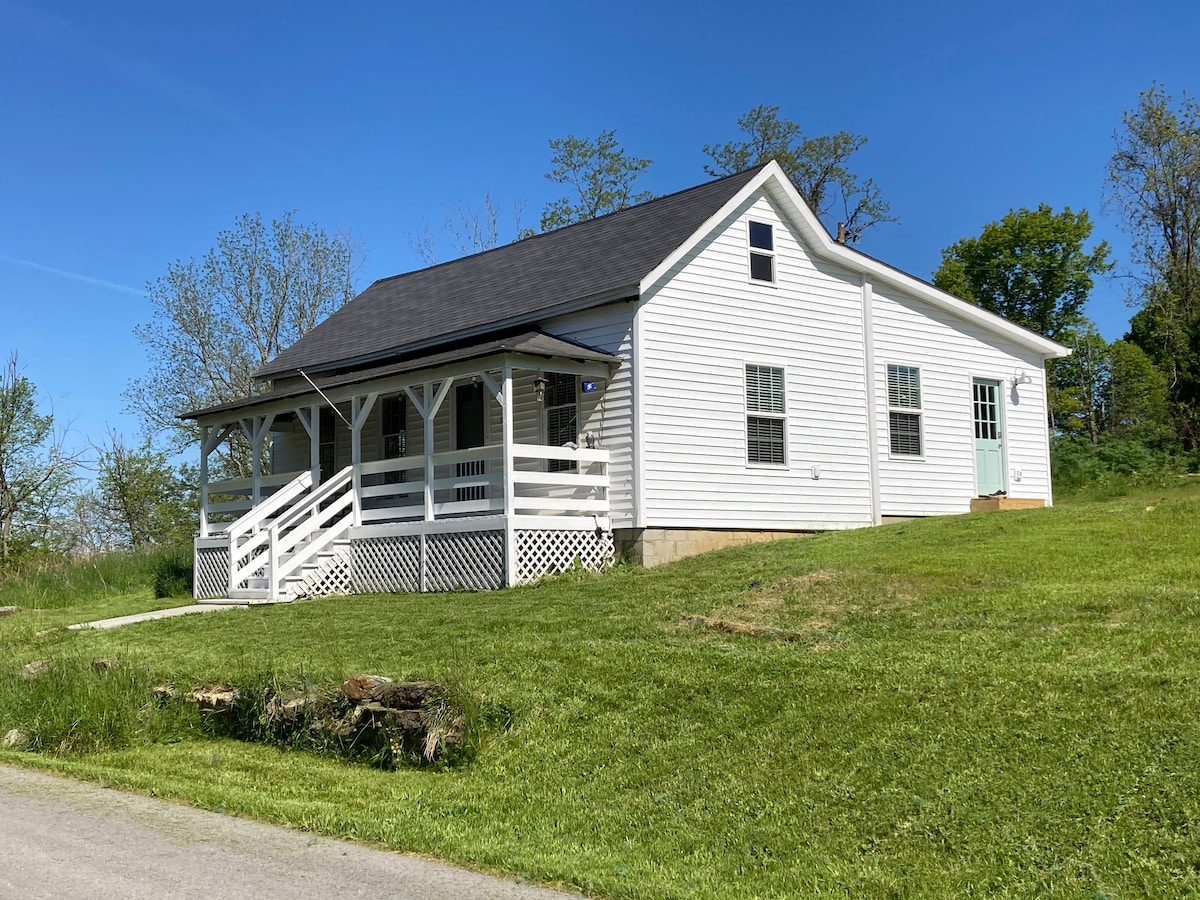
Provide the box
[455,382,486,502]
[972,378,1004,495]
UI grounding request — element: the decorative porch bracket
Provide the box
[404,378,455,522]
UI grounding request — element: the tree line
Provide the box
[3,88,1196,566]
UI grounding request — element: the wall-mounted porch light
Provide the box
[1009,369,1034,389]
[533,373,547,403]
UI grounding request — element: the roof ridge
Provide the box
[366,163,770,289]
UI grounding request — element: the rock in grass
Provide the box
[341,674,393,701]
[353,703,425,732]
[91,657,120,673]
[0,606,19,617]
[187,685,239,713]
[152,684,178,703]
[376,681,438,710]
[2,729,27,750]
[21,660,49,680]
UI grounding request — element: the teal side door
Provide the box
[972,379,1004,495]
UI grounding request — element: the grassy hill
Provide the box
[2,490,1199,898]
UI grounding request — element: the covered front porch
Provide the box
[189,333,619,601]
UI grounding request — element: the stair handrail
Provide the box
[267,466,357,600]
[227,470,314,594]
[272,489,356,587]
[226,470,314,545]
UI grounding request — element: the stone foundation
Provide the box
[614,527,811,568]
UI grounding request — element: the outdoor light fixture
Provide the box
[533,374,547,402]
[1010,369,1034,388]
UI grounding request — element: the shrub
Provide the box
[150,545,193,599]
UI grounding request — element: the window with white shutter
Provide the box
[745,364,786,465]
[886,364,923,456]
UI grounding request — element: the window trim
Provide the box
[747,219,777,286]
[885,363,924,459]
[744,363,788,468]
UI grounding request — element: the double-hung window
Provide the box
[544,372,578,473]
[318,407,336,482]
[380,394,407,484]
[887,364,923,456]
[745,364,786,466]
[748,221,775,283]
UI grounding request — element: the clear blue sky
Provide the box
[2,0,1197,461]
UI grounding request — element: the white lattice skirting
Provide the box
[199,528,615,598]
[194,546,229,599]
[352,531,504,593]
[514,529,614,584]
[352,535,421,593]
[287,547,354,600]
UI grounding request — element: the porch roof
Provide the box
[181,329,620,421]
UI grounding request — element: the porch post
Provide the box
[501,365,517,587]
[199,425,210,538]
[409,378,453,523]
[422,381,435,522]
[198,424,234,539]
[350,393,379,527]
[243,414,275,507]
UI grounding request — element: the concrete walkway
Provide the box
[0,765,576,899]
[67,603,245,631]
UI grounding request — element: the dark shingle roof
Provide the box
[255,165,766,379]
[184,330,620,420]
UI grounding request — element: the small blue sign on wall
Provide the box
[581,380,597,393]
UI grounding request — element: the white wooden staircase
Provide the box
[220,466,357,603]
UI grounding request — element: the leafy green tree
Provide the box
[96,431,195,548]
[126,212,360,477]
[933,205,1112,340]
[1107,84,1200,448]
[1105,340,1172,444]
[539,130,653,231]
[1049,322,1110,443]
[0,353,78,563]
[703,105,895,243]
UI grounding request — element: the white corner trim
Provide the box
[861,276,881,525]
[632,298,647,529]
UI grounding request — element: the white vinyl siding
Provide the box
[540,301,637,527]
[640,190,873,531]
[872,284,1052,516]
[886,364,923,456]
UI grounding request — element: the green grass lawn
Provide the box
[3,492,1200,899]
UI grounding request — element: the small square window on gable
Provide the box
[748,220,775,283]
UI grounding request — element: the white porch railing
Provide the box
[200,444,609,600]
[355,443,609,523]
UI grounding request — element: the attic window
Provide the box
[748,221,775,283]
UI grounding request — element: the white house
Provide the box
[184,161,1068,601]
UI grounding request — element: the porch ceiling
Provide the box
[181,329,620,422]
